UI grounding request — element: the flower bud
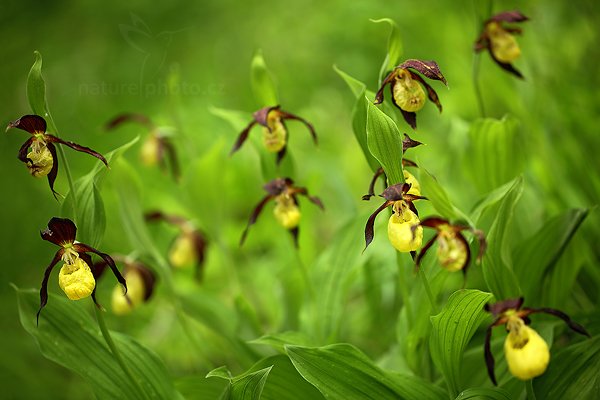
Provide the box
[487,22,521,63]
[58,257,95,300]
[168,232,196,268]
[111,268,145,315]
[392,70,427,112]
[436,232,468,272]
[403,170,421,196]
[504,317,550,380]
[387,201,423,252]
[273,194,301,229]
[27,144,53,177]
[140,134,161,166]
[262,111,287,153]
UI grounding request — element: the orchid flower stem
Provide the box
[473,55,486,118]
[418,266,437,314]
[94,306,144,395]
[396,252,413,325]
[294,247,315,302]
[525,379,537,400]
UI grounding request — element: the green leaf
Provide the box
[429,289,493,397]
[465,116,524,194]
[469,180,517,225]
[16,287,180,400]
[370,18,403,85]
[333,65,367,98]
[513,208,588,300]
[208,365,273,400]
[251,50,278,107]
[176,374,229,400]
[455,387,512,400]
[250,331,317,353]
[286,343,446,400]
[366,100,404,185]
[27,51,49,116]
[533,336,600,399]
[418,168,470,223]
[481,177,523,300]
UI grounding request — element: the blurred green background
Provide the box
[2,0,599,398]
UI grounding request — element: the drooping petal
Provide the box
[278,110,318,145]
[45,135,108,167]
[484,297,524,317]
[161,137,180,181]
[363,167,385,201]
[289,187,325,210]
[484,324,498,385]
[381,183,409,201]
[253,106,279,126]
[240,194,275,246]
[74,243,127,294]
[41,217,77,246]
[374,70,397,104]
[229,120,257,155]
[46,143,60,199]
[7,114,47,135]
[17,137,35,164]
[364,200,393,251]
[190,230,208,281]
[419,216,449,228]
[289,226,299,248]
[37,249,65,325]
[526,307,591,337]
[276,144,287,165]
[411,73,443,113]
[105,113,154,130]
[144,210,188,227]
[414,234,439,269]
[488,51,524,79]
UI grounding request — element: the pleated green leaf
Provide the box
[27,51,49,116]
[208,365,273,400]
[533,335,600,399]
[481,177,523,300]
[16,288,181,400]
[430,289,493,398]
[455,387,512,400]
[370,18,403,85]
[286,343,446,400]
[513,208,588,300]
[366,100,404,185]
[251,50,278,107]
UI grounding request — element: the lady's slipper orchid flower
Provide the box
[145,211,208,281]
[364,183,426,253]
[374,60,447,129]
[363,134,422,200]
[474,11,529,78]
[37,218,127,324]
[230,106,318,164]
[484,297,590,385]
[240,177,324,247]
[106,113,180,180]
[415,217,486,275]
[94,257,156,316]
[6,115,108,197]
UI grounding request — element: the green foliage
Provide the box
[207,365,272,400]
[370,18,403,85]
[251,50,278,107]
[366,100,404,185]
[26,51,48,117]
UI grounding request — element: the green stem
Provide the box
[472,54,486,118]
[94,306,145,396]
[418,266,437,314]
[294,246,316,302]
[525,379,537,400]
[396,252,413,325]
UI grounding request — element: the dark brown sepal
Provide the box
[290,186,324,210]
[410,73,443,113]
[457,232,472,276]
[46,143,60,199]
[399,60,448,85]
[46,135,108,167]
[144,211,187,227]
[7,115,47,135]
[276,145,287,165]
[419,216,449,229]
[415,234,438,270]
[402,159,418,168]
[240,194,275,246]
[289,226,299,248]
[488,10,529,24]
[381,183,409,202]
[363,167,385,201]
[41,217,77,246]
[17,137,35,163]
[364,200,393,251]
[161,137,181,181]
[484,323,498,385]
[484,297,524,317]
[253,106,280,127]
[402,134,422,152]
[374,70,397,104]
[191,230,208,282]
[398,107,417,130]
[263,178,291,196]
[37,249,64,326]
[230,120,257,156]
[105,113,154,131]
[527,307,591,338]
[488,52,524,79]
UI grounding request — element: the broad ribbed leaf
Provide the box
[465,116,523,194]
[366,100,404,185]
[513,208,588,300]
[418,168,470,222]
[286,343,445,400]
[469,180,516,224]
[370,18,403,85]
[27,51,49,116]
[16,288,180,400]
[251,50,278,107]
[208,365,273,400]
[455,387,512,400]
[334,65,367,98]
[430,289,493,398]
[250,331,317,353]
[533,336,600,399]
[481,177,522,299]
